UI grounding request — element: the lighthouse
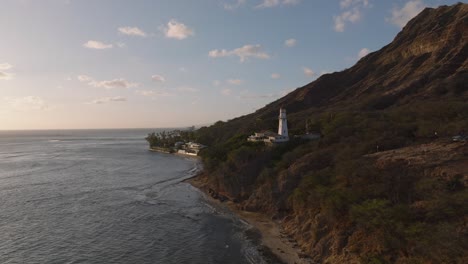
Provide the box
[278,108,289,139]
[247,107,290,143]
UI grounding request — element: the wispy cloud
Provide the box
[86,96,127,104]
[358,48,370,58]
[303,67,315,77]
[177,86,199,92]
[271,73,281,79]
[2,96,51,111]
[283,0,301,5]
[151,75,166,82]
[221,88,232,96]
[0,63,14,80]
[0,71,13,80]
[333,0,370,32]
[209,44,270,62]
[77,75,92,82]
[284,38,297,47]
[255,0,300,9]
[83,40,113,49]
[0,63,13,70]
[91,79,138,89]
[136,90,175,97]
[227,79,243,85]
[118,26,147,37]
[223,0,246,10]
[78,75,138,89]
[387,0,426,28]
[160,19,194,40]
[340,0,369,9]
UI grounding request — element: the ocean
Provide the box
[0,129,267,264]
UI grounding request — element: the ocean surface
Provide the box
[0,129,266,264]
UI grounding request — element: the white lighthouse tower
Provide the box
[278,108,289,140]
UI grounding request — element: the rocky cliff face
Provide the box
[195,3,468,263]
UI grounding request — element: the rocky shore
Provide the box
[185,174,315,264]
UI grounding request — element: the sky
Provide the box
[0,0,460,130]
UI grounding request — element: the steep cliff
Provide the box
[194,3,468,263]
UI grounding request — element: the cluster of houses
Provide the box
[174,141,206,156]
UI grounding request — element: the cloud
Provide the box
[116,42,126,48]
[151,75,166,82]
[285,38,297,47]
[221,88,232,96]
[358,48,370,58]
[334,8,361,32]
[209,44,270,62]
[333,0,370,32]
[160,19,194,40]
[78,75,138,89]
[271,73,281,79]
[283,0,301,6]
[303,67,315,77]
[177,86,199,92]
[387,0,425,28]
[255,0,300,8]
[340,0,369,9]
[3,96,51,111]
[256,0,280,8]
[87,96,127,104]
[0,63,13,70]
[118,26,147,37]
[212,80,221,87]
[136,90,175,97]
[77,75,92,82]
[91,79,137,89]
[227,79,243,85]
[83,40,113,49]
[0,71,13,80]
[223,0,246,10]
[0,63,14,80]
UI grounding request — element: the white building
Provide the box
[174,141,206,156]
[248,108,290,143]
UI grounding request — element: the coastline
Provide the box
[149,147,202,158]
[185,173,314,264]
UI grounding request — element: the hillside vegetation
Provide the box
[192,3,467,263]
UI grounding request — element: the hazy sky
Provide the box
[0,0,459,130]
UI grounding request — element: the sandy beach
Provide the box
[186,175,315,264]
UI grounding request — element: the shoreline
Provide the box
[185,174,314,264]
[149,147,202,159]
